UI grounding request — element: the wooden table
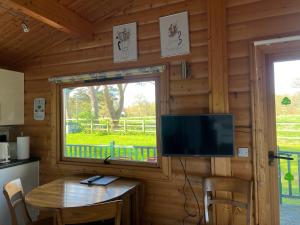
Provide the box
[25,176,142,225]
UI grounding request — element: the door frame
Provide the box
[251,39,300,225]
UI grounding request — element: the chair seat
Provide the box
[32,216,54,225]
[3,179,56,225]
[55,201,122,225]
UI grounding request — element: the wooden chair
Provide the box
[3,178,53,225]
[56,200,122,225]
[202,176,253,225]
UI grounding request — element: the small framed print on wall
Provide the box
[113,22,138,63]
[159,11,190,57]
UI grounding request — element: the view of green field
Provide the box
[62,80,158,162]
[277,115,300,151]
[274,61,300,205]
[277,115,300,204]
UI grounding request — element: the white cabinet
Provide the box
[0,161,39,225]
[0,68,24,125]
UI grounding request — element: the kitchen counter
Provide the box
[0,158,39,169]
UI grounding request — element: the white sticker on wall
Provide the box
[34,98,45,121]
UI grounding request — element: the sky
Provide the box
[123,81,155,107]
[274,60,300,95]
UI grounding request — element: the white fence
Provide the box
[66,117,156,134]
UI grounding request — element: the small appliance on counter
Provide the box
[0,143,10,163]
[17,136,30,160]
[0,130,18,162]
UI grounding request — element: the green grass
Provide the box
[277,123,300,130]
[276,115,300,205]
[277,115,300,123]
[278,131,300,138]
[278,139,300,152]
[66,132,156,146]
[277,115,300,152]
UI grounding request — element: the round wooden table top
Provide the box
[25,176,140,209]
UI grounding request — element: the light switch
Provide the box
[238,147,249,157]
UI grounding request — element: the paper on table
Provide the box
[81,176,119,186]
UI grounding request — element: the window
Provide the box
[61,78,158,164]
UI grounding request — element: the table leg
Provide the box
[53,212,57,225]
[132,184,144,225]
[122,195,131,225]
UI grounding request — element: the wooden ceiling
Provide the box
[0,0,134,70]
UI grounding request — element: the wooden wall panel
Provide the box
[22,2,209,225]
[20,0,300,224]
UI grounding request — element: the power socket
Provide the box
[238,147,249,157]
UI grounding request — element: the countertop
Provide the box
[0,158,39,169]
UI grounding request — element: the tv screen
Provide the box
[161,114,234,156]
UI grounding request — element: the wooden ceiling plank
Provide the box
[57,0,75,6]
[74,1,110,23]
[0,19,40,49]
[13,0,135,66]
[0,0,94,39]
[66,0,87,14]
[94,0,205,29]
[93,0,135,24]
[12,28,59,57]
[15,33,69,69]
[8,24,68,64]
[120,0,184,15]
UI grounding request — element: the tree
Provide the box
[86,86,100,123]
[104,84,127,128]
[65,82,129,128]
[64,88,73,120]
[125,94,156,117]
[70,89,92,119]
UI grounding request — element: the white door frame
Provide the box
[251,38,300,225]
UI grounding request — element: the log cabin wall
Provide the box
[19,0,300,224]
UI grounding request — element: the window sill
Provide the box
[62,157,160,168]
[56,157,171,181]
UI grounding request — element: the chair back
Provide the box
[3,178,32,225]
[56,200,122,225]
[203,176,252,225]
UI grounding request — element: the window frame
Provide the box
[58,73,164,168]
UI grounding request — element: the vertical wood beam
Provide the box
[207,0,231,224]
[208,0,231,175]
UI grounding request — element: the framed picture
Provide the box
[113,22,137,63]
[159,11,190,57]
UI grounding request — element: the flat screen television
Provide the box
[161,114,234,156]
